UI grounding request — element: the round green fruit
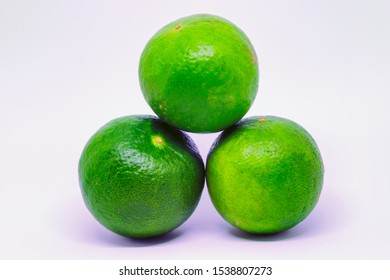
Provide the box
[206,116,324,234]
[139,14,259,133]
[78,115,205,238]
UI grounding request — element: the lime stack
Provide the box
[78,14,323,239]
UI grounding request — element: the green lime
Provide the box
[78,115,205,238]
[139,14,259,133]
[206,116,324,234]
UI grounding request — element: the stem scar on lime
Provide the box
[152,135,164,147]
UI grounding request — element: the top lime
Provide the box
[139,14,259,133]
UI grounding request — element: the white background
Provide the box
[1,0,389,259]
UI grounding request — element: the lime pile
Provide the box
[79,14,323,239]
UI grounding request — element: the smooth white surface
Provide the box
[1,0,389,259]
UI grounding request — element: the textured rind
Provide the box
[206,116,324,234]
[139,14,259,133]
[78,115,205,238]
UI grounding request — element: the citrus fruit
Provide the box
[206,116,324,234]
[78,115,205,238]
[139,14,259,133]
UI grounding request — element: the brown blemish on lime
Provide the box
[159,104,163,109]
[175,24,182,30]
[259,118,266,123]
[251,49,258,64]
[155,136,163,143]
